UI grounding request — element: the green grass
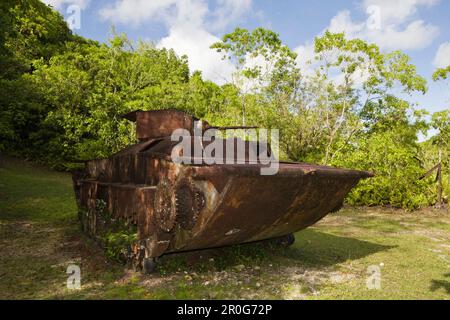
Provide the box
[1,157,449,299]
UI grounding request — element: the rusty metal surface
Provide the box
[122,109,210,141]
[72,109,373,269]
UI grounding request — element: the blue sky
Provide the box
[43,0,449,117]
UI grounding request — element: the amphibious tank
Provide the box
[72,109,372,273]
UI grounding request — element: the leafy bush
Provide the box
[332,127,437,210]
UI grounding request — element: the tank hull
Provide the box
[71,109,372,270]
[73,154,371,263]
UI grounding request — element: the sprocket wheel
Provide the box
[154,180,177,232]
[175,180,205,230]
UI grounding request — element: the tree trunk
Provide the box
[436,148,443,208]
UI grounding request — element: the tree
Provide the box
[30,35,192,165]
[0,0,76,79]
[211,27,299,126]
[432,66,450,81]
[212,28,434,208]
[313,32,431,209]
[311,31,427,164]
[0,0,84,154]
[425,67,450,207]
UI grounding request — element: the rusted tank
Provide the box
[72,109,372,272]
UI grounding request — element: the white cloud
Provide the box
[326,3,439,51]
[362,0,439,25]
[433,42,450,68]
[208,0,252,31]
[293,0,440,77]
[99,0,252,30]
[156,0,235,84]
[295,0,440,74]
[365,20,439,50]
[99,0,177,27]
[42,0,90,10]
[99,0,253,84]
[157,25,234,84]
[295,2,441,87]
[294,42,317,77]
[328,10,365,36]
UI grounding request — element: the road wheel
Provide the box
[143,257,157,274]
[277,233,295,247]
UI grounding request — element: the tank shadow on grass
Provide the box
[288,229,395,267]
[157,229,394,274]
[430,273,450,294]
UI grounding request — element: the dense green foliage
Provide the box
[0,1,448,209]
[32,37,188,162]
[0,0,89,158]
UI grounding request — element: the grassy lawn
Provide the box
[0,157,449,299]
